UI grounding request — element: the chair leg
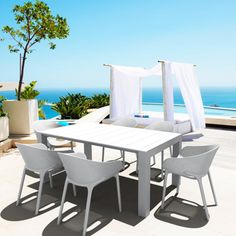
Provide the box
[161,151,164,179]
[120,150,122,156]
[49,144,54,151]
[197,178,210,220]
[57,178,69,224]
[70,141,74,151]
[169,147,172,157]
[208,171,218,206]
[16,167,26,206]
[150,155,156,166]
[161,171,168,209]
[72,184,77,197]
[49,171,53,189]
[121,150,125,162]
[136,155,138,173]
[176,177,180,195]
[102,147,105,162]
[35,172,46,215]
[115,175,122,212]
[121,150,125,170]
[83,187,93,236]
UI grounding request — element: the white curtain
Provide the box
[171,62,205,130]
[109,62,205,131]
[110,65,161,119]
[110,65,142,119]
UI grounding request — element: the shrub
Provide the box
[89,93,110,108]
[51,93,90,119]
[0,96,7,117]
[38,99,47,119]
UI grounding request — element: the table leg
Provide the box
[41,134,49,147]
[137,151,151,217]
[84,143,92,160]
[172,141,182,186]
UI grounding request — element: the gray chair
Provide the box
[57,152,123,236]
[16,143,66,215]
[161,145,219,220]
[33,120,73,151]
[102,118,137,163]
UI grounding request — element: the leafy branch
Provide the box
[1,0,70,100]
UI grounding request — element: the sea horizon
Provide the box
[1,87,236,109]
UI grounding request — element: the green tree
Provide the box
[2,0,69,100]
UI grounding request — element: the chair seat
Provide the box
[47,137,71,147]
[163,156,200,179]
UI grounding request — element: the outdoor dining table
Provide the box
[40,122,182,218]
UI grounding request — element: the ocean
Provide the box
[1,87,236,119]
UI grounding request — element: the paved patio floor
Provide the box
[0,126,236,236]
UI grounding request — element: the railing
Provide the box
[142,102,236,111]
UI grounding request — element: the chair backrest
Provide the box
[59,152,123,186]
[112,118,137,127]
[145,121,174,132]
[180,145,219,177]
[33,120,60,144]
[17,143,62,172]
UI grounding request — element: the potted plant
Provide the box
[3,81,40,134]
[1,0,69,135]
[0,96,9,141]
[52,93,90,120]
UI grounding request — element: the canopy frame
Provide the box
[104,61,205,131]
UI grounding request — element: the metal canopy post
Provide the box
[159,61,168,121]
[103,64,113,118]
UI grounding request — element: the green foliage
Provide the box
[0,96,7,117]
[2,0,69,54]
[89,93,110,108]
[16,81,40,99]
[38,99,46,119]
[51,93,90,119]
[1,0,70,100]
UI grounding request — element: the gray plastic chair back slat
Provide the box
[145,121,174,132]
[59,152,123,186]
[112,118,137,127]
[17,143,62,172]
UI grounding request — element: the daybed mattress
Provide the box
[103,111,192,134]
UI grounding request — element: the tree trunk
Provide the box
[17,51,27,101]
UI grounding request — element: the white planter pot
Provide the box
[3,99,39,135]
[0,116,9,141]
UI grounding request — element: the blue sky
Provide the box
[0,0,236,89]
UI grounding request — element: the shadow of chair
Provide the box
[1,171,175,235]
[154,196,209,228]
[42,172,175,236]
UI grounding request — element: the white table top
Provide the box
[40,122,181,153]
